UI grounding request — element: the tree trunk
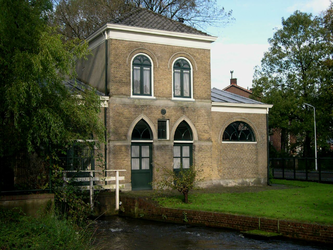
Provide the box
[183,191,189,203]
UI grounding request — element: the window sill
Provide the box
[172,97,195,102]
[130,96,156,100]
[222,141,257,144]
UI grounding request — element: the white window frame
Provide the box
[130,53,155,99]
[172,57,194,101]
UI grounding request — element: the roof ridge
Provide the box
[223,84,252,93]
[109,7,210,36]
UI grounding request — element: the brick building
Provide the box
[223,74,253,98]
[76,8,272,190]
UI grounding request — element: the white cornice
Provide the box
[87,23,217,50]
[211,102,273,114]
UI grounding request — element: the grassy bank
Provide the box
[0,208,94,250]
[155,180,333,225]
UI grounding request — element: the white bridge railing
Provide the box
[63,169,126,210]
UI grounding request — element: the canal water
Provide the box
[93,216,330,250]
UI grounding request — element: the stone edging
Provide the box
[120,196,333,244]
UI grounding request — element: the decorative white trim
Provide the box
[174,140,194,143]
[131,140,154,143]
[87,24,217,50]
[100,96,109,107]
[75,95,109,107]
[212,102,272,114]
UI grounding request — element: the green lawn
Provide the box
[155,180,333,225]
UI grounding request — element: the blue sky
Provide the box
[207,0,331,90]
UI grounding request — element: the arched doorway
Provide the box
[173,121,193,172]
[131,119,153,190]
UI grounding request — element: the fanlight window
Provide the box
[174,121,193,141]
[132,120,153,140]
[223,121,255,142]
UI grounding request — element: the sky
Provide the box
[207,0,332,90]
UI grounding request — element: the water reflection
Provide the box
[93,216,330,250]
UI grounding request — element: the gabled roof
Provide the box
[223,84,252,95]
[109,8,210,36]
[211,87,263,104]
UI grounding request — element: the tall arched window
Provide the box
[173,59,191,98]
[174,121,193,169]
[223,121,256,142]
[132,55,152,96]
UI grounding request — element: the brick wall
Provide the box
[210,112,268,185]
[120,196,333,244]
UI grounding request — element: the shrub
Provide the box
[154,165,201,203]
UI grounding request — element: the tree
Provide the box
[154,165,201,203]
[51,0,233,40]
[50,0,135,40]
[0,0,105,190]
[251,10,332,157]
[132,0,232,30]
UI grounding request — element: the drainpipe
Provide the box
[104,31,109,174]
[267,110,271,186]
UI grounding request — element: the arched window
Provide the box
[131,119,153,140]
[173,59,191,98]
[174,121,193,169]
[223,121,256,142]
[174,121,193,141]
[132,55,152,96]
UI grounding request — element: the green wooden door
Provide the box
[131,143,152,190]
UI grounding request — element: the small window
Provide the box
[132,55,152,96]
[158,120,169,140]
[173,59,191,98]
[223,121,255,142]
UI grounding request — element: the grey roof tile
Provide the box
[211,87,263,104]
[110,8,210,36]
[64,79,106,96]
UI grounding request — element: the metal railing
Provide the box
[270,157,333,183]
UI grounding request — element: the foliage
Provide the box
[50,0,135,40]
[50,0,233,40]
[52,177,92,226]
[132,0,233,31]
[0,0,105,190]
[251,9,333,157]
[154,165,201,203]
[0,208,94,249]
[155,180,333,224]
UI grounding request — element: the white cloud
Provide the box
[210,43,269,90]
[287,0,330,14]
